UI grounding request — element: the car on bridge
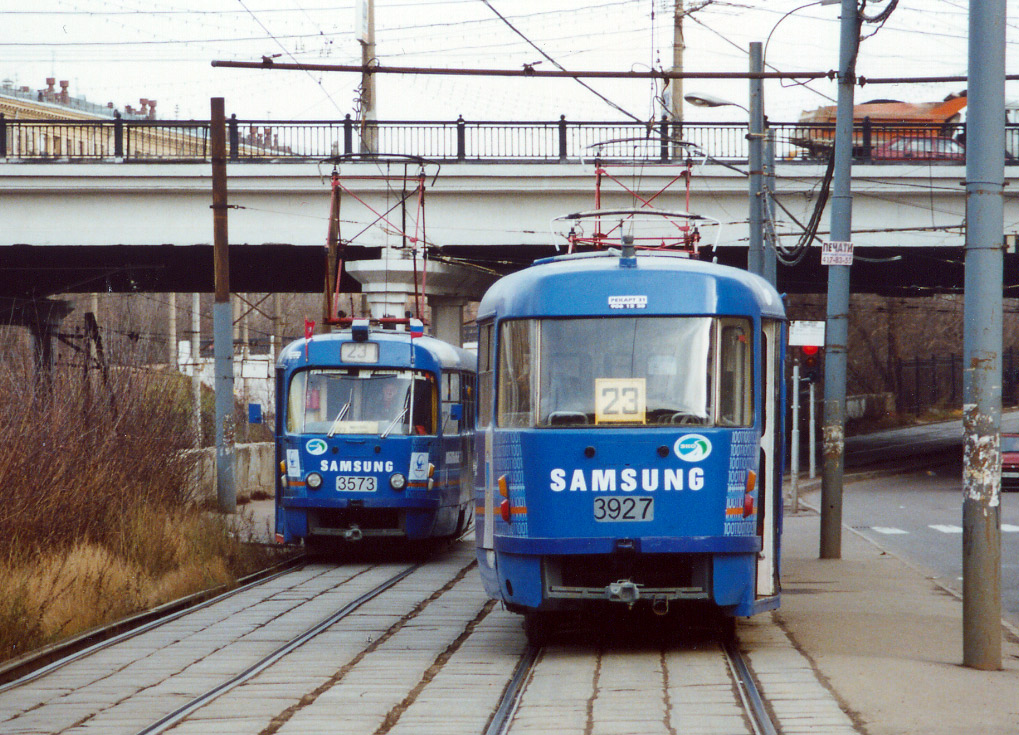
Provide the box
[871,136,965,162]
[1002,433,1019,491]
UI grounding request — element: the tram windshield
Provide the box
[287,368,436,436]
[496,316,753,428]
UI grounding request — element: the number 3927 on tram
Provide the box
[275,321,477,548]
[472,249,786,640]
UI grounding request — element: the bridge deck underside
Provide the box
[0,244,1006,304]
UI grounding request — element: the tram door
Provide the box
[756,320,781,597]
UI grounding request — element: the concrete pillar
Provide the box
[346,247,495,339]
[428,296,465,347]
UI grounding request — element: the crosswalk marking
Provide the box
[864,524,1019,535]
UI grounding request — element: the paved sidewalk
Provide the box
[776,498,1019,735]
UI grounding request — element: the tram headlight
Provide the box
[306,472,323,490]
[390,472,407,491]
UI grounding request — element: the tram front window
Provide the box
[496,316,753,428]
[287,368,436,436]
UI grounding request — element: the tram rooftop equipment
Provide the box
[274,319,477,548]
[472,247,786,641]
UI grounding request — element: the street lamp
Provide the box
[683,93,748,113]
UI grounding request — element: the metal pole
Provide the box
[763,128,777,286]
[211,97,236,514]
[809,381,817,480]
[747,42,764,276]
[962,0,1004,671]
[192,292,202,449]
[819,0,859,559]
[790,363,800,512]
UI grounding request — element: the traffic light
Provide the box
[801,345,822,383]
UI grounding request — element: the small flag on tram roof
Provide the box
[409,319,424,338]
[304,319,315,358]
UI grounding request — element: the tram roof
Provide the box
[277,330,476,372]
[477,251,785,321]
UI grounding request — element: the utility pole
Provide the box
[168,292,177,368]
[747,42,764,277]
[357,0,377,153]
[324,170,341,329]
[191,292,202,450]
[211,97,236,514]
[962,0,1004,671]
[670,1,684,123]
[819,0,860,559]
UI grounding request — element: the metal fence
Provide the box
[2,113,1014,164]
[895,348,1019,415]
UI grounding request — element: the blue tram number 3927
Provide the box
[593,496,654,522]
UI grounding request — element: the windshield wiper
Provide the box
[327,390,354,437]
[381,407,408,439]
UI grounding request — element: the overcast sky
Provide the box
[0,0,1012,122]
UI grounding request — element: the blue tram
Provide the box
[275,320,477,547]
[472,248,785,640]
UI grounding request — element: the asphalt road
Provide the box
[801,411,1019,627]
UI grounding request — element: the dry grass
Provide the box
[0,347,280,664]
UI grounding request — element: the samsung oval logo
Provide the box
[306,438,328,455]
[674,434,711,462]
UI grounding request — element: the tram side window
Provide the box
[442,371,461,435]
[461,373,476,432]
[497,320,537,428]
[717,319,753,427]
[411,375,437,435]
[286,371,309,434]
[478,322,494,428]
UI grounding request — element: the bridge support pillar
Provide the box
[7,299,73,380]
[428,296,466,347]
[345,249,494,342]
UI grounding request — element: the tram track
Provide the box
[724,637,779,735]
[3,545,797,735]
[483,644,541,735]
[0,544,479,735]
[0,553,307,690]
[486,625,780,735]
[136,562,425,735]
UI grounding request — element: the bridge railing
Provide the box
[0,113,1009,163]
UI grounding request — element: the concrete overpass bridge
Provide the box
[3,117,1019,344]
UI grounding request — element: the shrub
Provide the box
[0,349,280,663]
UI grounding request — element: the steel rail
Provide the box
[134,562,423,735]
[482,644,541,735]
[0,554,306,691]
[723,638,779,735]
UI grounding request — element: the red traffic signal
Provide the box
[800,345,822,382]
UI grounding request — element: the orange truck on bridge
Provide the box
[790,93,968,158]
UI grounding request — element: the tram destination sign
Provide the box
[821,240,853,266]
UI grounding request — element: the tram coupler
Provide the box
[652,596,670,616]
[342,525,364,542]
[606,580,640,607]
